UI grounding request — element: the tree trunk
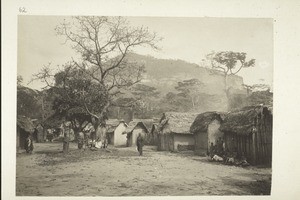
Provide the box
[62,123,69,154]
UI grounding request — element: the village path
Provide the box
[16,142,271,196]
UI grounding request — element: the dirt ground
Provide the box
[16,142,271,196]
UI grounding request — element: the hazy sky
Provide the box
[18,16,273,90]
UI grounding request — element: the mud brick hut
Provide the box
[17,115,35,152]
[124,119,154,146]
[113,121,128,146]
[157,112,198,152]
[220,106,273,165]
[190,112,225,156]
[105,119,122,145]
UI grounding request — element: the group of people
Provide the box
[77,124,109,150]
[208,137,249,167]
[208,137,224,158]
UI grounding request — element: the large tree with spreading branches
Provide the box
[33,16,161,150]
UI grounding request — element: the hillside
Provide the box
[125,53,246,96]
[107,53,248,119]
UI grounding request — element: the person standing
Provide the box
[136,133,144,156]
[25,135,34,153]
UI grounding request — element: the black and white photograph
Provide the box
[2,0,300,199]
[15,15,273,196]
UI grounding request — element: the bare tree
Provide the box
[32,16,161,152]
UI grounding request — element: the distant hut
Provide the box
[124,119,154,146]
[105,119,122,145]
[17,116,35,152]
[220,106,273,165]
[113,121,128,147]
[157,112,198,152]
[190,112,225,155]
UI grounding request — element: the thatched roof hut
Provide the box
[220,106,273,165]
[159,112,198,134]
[190,112,225,155]
[157,112,198,151]
[190,112,225,133]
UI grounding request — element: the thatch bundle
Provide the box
[190,112,224,133]
[220,106,272,136]
[17,115,35,133]
[159,112,198,134]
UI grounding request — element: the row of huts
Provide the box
[17,105,272,165]
[156,106,273,165]
[99,105,272,165]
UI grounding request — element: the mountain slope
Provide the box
[126,53,245,96]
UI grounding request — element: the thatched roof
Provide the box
[159,112,198,134]
[124,119,154,134]
[17,115,35,133]
[190,112,224,133]
[106,119,120,126]
[106,119,123,132]
[220,106,272,136]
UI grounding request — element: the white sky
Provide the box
[18,16,273,90]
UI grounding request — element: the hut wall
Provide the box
[224,127,272,165]
[194,131,208,155]
[157,125,172,151]
[253,111,273,165]
[173,134,194,151]
[114,123,127,146]
[145,132,153,145]
[157,133,173,151]
[152,129,158,146]
[208,120,223,146]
